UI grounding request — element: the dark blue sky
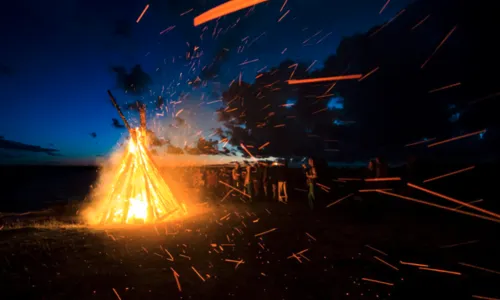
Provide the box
[0,0,412,164]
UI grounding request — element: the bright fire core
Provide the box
[90,128,186,225]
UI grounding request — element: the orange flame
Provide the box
[85,128,187,225]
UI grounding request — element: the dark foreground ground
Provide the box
[0,165,499,299]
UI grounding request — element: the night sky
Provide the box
[0,0,413,165]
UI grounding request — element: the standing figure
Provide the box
[304,158,317,210]
[262,162,269,199]
[269,162,278,200]
[244,164,253,200]
[206,169,217,200]
[367,160,376,178]
[277,160,288,203]
[253,162,262,200]
[375,156,388,178]
[232,163,242,188]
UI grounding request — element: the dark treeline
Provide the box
[209,0,499,162]
[112,0,500,164]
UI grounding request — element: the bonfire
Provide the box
[91,91,186,225]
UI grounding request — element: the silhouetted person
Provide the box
[304,157,317,210]
[261,162,269,199]
[269,162,278,200]
[232,163,242,188]
[375,156,388,178]
[367,159,376,178]
[277,160,288,203]
[206,169,217,200]
[253,163,262,200]
[244,164,253,200]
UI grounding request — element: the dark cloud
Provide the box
[184,137,221,155]
[112,65,152,95]
[112,118,126,129]
[124,100,145,112]
[0,138,60,156]
[147,130,169,147]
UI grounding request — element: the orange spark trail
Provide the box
[112,288,122,300]
[240,143,257,160]
[326,193,354,208]
[219,181,251,198]
[405,137,436,147]
[136,4,150,23]
[171,268,182,292]
[316,93,335,99]
[453,199,483,211]
[258,141,270,150]
[160,25,176,35]
[419,267,461,276]
[427,129,486,148]
[288,74,362,84]
[374,256,399,271]
[280,0,288,12]
[278,10,290,22]
[370,9,406,37]
[411,14,430,30]
[440,240,479,248]
[305,60,317,72]
[255,228,277,237]
[421,25,457,69]
[458,262,500,275]
[312,108,328,115]
[407,183,500,220]
[365,177,401,182]
[191,266,206,282]
[305,232,317,241]
[180,8,194,16]
[358,66,380,81]
[428,82,461,93]
[365,244,388,256]
[194,0,268,26]
[359,189,392,192]
[378,190,500,223]
[423,165,475,183]
[400,261,428,267]
[288,63,298,80]
[175,109,184,117]
[324,82,337,95]
[239,58,259,66]
[379,0,391,14]
[361,278,394,286]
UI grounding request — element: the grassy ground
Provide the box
[1,193,499,300]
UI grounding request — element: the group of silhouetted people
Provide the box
[181,155,394,211]
[228,160,290,203]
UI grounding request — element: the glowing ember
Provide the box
[92,128,186,225]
